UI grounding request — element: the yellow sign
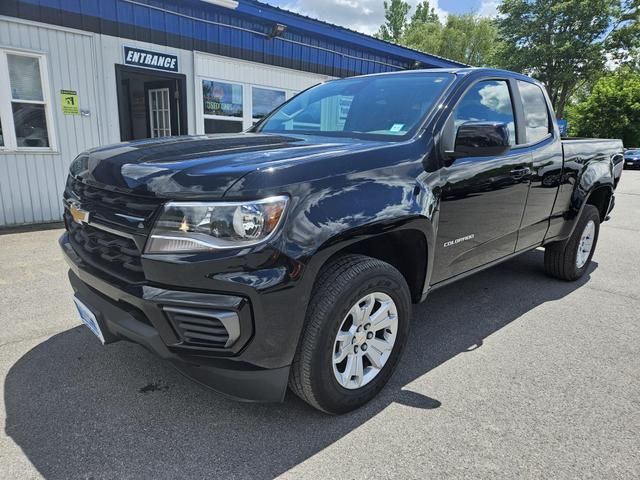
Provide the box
[60,90,79,115]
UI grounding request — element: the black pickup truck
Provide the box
[60,68,624,414]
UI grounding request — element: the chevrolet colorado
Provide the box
[60,68,624,414]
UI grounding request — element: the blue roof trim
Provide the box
[237,0,464,68]
[4,0,463,76]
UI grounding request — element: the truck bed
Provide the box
[561,138,625,186]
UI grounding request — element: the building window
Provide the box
[252,87,286,122]
[199,77,294,134]
[202,79,244,134]
[0,50,54,150]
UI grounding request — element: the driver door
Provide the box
[431,79,532,282]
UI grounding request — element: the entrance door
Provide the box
[145,80,179,138]
[116,65,187,141]
[148,87,171,137]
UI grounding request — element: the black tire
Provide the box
[289,254,411,414]
[544,205,600,281]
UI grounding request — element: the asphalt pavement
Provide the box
[1,171,639,479]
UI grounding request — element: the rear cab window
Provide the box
[517,80,552,144]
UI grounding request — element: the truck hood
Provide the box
[70,133,389,198]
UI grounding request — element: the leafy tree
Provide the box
[495,0,637,118]
[377,0,411,42]
[411,1,439,25]
[438,14,498,66]
[403,21,443,58]
[403,2,443,57]
[606,0,640,65]
[376,1,499,66]
[567,68,640,147]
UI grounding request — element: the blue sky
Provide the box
[263,1,500,35]
[440,0,483,14]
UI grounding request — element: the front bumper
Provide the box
[624,158,640,168]
[60,232,293,402]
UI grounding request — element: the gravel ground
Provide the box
[1,171,639,480]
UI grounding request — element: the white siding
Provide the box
[0,18,100,226]
[0,19,330,227]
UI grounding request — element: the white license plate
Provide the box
[73,297,105,344]
[628,161,636,165]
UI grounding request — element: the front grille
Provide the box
[64,210,145,282]
[63,177,163,282]
[67,177,159,224]
[164,306,240,349]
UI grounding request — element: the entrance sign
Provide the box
[60,89,79,115]
[123,46,178,72]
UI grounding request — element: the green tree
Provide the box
[403,13,498,66]
[567,68,640,146]
[375,1,499,66]
[377,0,411,42]
[438,14,498,66]
[496,0,636,118]
[606,0,640,64]
[411,1,439,25]
[403,1,443,56]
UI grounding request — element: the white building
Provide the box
[0,0,461,227]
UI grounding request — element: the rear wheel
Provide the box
[544,205,600,281]
[289,255,411,414]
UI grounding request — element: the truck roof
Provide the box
[349,67,543,86]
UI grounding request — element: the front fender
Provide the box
[283,169,438,290]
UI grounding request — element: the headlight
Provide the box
[145,196,289,253]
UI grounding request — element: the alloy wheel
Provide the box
[332,292,398,390]
[576,219,596,269]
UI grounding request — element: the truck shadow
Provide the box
[4,249,596,479]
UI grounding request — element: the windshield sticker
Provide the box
[389,123,405,132]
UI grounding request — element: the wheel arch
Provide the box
[553,162,615,242]
[306,219,433,304]
[584,185,613,222]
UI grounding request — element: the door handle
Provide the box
[510,167,531,179]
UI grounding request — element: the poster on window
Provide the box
[202,80,243,117]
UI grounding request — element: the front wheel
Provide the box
[289,255,411,414]
[544,205,600,281]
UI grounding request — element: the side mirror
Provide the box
[449,121,511,158]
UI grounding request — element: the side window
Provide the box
[202,79,244,133]
[517,80,551,143]
[0,52,54,149]
[453,80,516,145]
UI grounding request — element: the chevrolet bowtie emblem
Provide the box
[69,203,90,225]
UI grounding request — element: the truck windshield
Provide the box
[257,73,454,139]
